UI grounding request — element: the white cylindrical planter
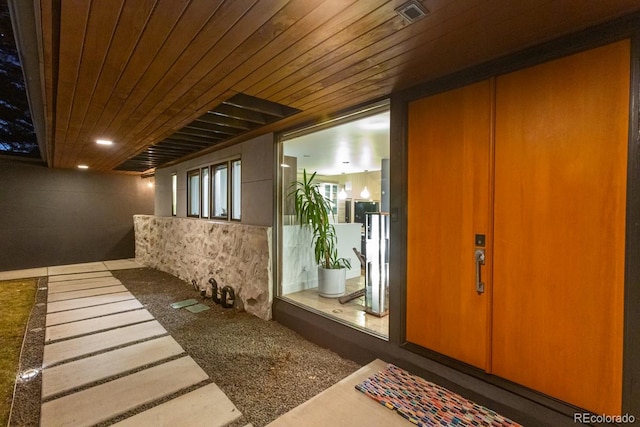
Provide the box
[317,267,346,298]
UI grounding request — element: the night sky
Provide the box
[0,2,39,157]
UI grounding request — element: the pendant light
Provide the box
[360,170,370,199]
[338,187,347,200]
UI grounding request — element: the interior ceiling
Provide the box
[17,0,640,173]
[284,110,390,176]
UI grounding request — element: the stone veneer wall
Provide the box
[134,215,272,320]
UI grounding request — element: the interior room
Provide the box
[279,105,390,338]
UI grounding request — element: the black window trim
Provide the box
[171,172,177,216]
[211,162,229,220]
[184,157,241,222]
[201,166,210,219]
[187,168,201,218]
[230,158,242,222]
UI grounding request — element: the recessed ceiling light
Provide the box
[78,165,89,169]
[96,139,113,145]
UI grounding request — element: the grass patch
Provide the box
[0,279,37,426]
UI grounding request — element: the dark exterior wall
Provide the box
[0,157,154,271]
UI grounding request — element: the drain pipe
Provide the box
[220,286,235,308]
[207,278,234,308]
[208,278,221,304]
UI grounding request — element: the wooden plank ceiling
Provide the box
[34,0,640,173]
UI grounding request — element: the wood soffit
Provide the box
[114,93,300,172]
[25,0,640,173]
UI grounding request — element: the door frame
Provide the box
[390,14,640,417]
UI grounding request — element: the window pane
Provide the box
[231,160,241,220]
[321,183,338,215]
[279,106,390,339]
[171,173,177,216]
[213,164,228,218]
[188,170,200,217]
[201,167,209,218]
[331,184,338,214]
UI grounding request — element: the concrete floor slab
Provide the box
[48,277,122,294]
[46,299,144,326]
[267,359,413,427]
[45,309,154,342]
[48,271,113,282]
[43,321,167,367]
[104,259,143,270]
[48,262,108,276]
[47,291,134,313]
[42,336,185,398]
[0,267,47,281]
[40,356,209,427]
[47,284,127,302]
[113,383,242,427]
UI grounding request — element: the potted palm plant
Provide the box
[289,169,351,297]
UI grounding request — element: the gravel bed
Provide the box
[9,268,361,427]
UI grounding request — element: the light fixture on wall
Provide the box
[140,173,155,189]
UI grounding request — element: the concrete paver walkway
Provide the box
[48,277,123,293]
[45,308,155,342]
[48,271,113,282]
[45,299,144,326]
[47,291,135,313]
[40,357,209,426]
[113,383,242,427]
[0,260,243,426]
[42,336,185,398]
[43,321,168,367]
[47,284,129,302]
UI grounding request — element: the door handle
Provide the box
[475,249,485,295]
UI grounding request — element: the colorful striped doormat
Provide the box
[355,364,521,427]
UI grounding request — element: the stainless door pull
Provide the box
[475,249,485,295]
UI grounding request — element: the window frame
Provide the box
[321,182,339,215]
[171,173,177,216]
[230,159,242,221]
[201,166,210,219]
[183,158,241,222]
[187,169,201,218]
[211,162,229,220]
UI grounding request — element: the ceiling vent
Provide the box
[395,0,429,24]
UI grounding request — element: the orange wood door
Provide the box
[491,40,629,415]
[406,80,493,370]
